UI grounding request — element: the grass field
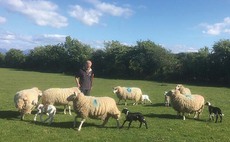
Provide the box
[0,68,229,142]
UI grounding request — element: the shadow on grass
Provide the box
[143,103,165,107]
[144,113,177,119]
[0,110,21,120]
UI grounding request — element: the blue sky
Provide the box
[0,0,230,53]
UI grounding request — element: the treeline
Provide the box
[0,36,230,84]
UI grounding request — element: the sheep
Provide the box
[141,94,152,104]
[67,92,121,131]
[33,103,56,125]
[120,108,148,129]
[205,101,224,123]
[164,91,170,107]
[175,84,192,95]
[113,86,143,106]
[166,89,205,120]
[14,87,42,120]
[42,87,81,115]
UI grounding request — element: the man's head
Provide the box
[85,60,92,69]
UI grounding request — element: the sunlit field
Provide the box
[0,68,229,142]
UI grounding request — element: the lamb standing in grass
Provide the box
[175,84,192,95]
[67,92,121,131]
[164,91,170,107]
[33,103,56,125]
[14,87,42,120]
[141,94,152,104]
[113,86,142,106]
[42,87,81,115]
[166,89,205,120]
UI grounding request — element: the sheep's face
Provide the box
[113,87,119,94]
[67,92,77,101]
[175,84,183,90]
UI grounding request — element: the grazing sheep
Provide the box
[175,84,192,95]
[42,87,81,115]
[164,91,170,107]
[113,86,143,106]
[120,108,148,129]
[205,101,224,123]
[166,89,205,120]
[14,87,42,120]
[67,92,121,131]
[141,94,152,104]
[33,103,56,125]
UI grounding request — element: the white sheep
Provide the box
[164,91,170,107]
[42,87,81,115]
[33,103,56,125]
[166,89,205,120]
[175,84,192,95]
[113,86,143,106]
[67,92,121,131]
[14,87,42,120]
[141,94,152,104]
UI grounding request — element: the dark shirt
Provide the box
[75,68,94,90]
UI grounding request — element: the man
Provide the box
[75,60,94,96]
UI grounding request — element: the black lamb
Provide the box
[205,101,224,123]
[120,108,148,129]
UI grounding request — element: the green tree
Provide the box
[5,49,25,68]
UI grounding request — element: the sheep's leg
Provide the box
[101,116,110,127]
[40,113,43,122]
[34,113,38,121]
[63,105,67,114]
[78,118,86,131]
[116,119,120,128]
[148,99,152,104]
[182,113,186,120]
[73,116,78,128]
[68,105,72,115]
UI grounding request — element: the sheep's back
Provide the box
[121,87,142,101]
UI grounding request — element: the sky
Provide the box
[0,0,230,53]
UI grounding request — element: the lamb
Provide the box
[33,103,56,125]
[166,89,205,120]
[205,101,224,123]
[141,94,152,104]
[175,84,192,95]
[14,87,42,120]
[164,91,170,107]
[42,87,81,115]
[113,86,143,106]
[67,92,121,131]
[120,108,148,129]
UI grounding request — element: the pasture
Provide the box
[0,68,229,142]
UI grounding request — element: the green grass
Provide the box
[0,68,229,142]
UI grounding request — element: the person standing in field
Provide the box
[75,60,94,96]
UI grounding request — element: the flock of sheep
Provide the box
[13,84,219,131]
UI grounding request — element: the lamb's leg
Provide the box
[128,121,132,129]
[78,118,86,131]
[215,114,218,123]
[116,119,120,128]
[220,114,222,123]
[182,113,186,120]
[144,121,148,129]
[68,105,72,115]
[63,105,67,114]
[139,121,142,128]
[120,120,127,128]
[34,113,38,121]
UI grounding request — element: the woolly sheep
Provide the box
[33,103,56,125]
[141,94,152,104]
[164,91,170,107]
[166,89,205,120]
[67,92,121,131]
[42,87,81,115]
[175,84,192,95]
[113,86,143,106]
[14,87,42,120]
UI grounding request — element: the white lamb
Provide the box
[175,84,192,95]
[164,91,170,107]
[166,89,205,120]
[33,103,56,125]
[113,86,143,106]
[67,92,121,131]
[42,87,81,115]
[14,87,42,120]
[141,94,152,104]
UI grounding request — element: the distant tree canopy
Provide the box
[1,36,230,84]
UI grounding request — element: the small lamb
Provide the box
[34,103,56,125]
[141,94,152,104]
[205,101,224,123]
[120,108,148,129]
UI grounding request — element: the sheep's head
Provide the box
[67,92,78,101]
[165,90,174,96]
[175,84,184,90]
[113,86,120,94]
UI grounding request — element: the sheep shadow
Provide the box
[143,103,165,107]
[144,113,177,119]
[0,110,21,120]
